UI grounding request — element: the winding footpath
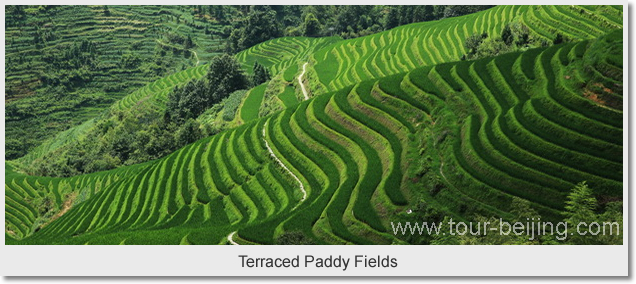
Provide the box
[263,121,307,205]
[227,231,239,245]
[298,62,309,100]
[229,63,311,245]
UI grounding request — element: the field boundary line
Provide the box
[298,62,310,100]
[228,231,239,245]
[262,121,307,208]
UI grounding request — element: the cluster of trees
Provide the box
[165,54,249,123]
[40,40,99,90]
[164,31,196,50]
[226,7,283,53]
[385,5,493,29]
[251,61,271,86]
[29,54,267,177]
[225,5,496,53]
[463,22,565,61]
[398,182,622,245]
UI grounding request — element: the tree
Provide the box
[302,12,321,37]
[184,35,194,49]
[501,24,513,46]
[384,6,400,29]
[276,231,315,245]
[464,32,488,57]
[411,5,435,22]
[251,61,270,86]
[175,118,202,147]
[564,182,598,245]
[206,53,249,96]
[227,7,282,52]
[443,5,494,19]
[166,54,248,123]
[553,33,564,45]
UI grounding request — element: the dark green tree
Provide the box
[175,118,202,147]
[501,24,513,46]
[276,231,315,245]
[227,7,282,52]
[384,6,400,29]
[251,61,270,86]
[564,182,598,245]
[206,53,249,97]
[553,33,564,45]
[443,5,494,18]
[464,32,488,57]
[166,54,248,123]
[303,12,321,37]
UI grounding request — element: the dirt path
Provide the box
[298,62,309,100]
[262,121,307,205]
[192,49,200,66]
[227,231,239,245]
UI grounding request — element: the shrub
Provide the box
[222,89,247,121]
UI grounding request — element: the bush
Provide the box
[276,231,315,245]
[222,89,247,121]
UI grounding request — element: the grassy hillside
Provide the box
[14,5,622,172]
[15,64,209,169]
[307,5,622,93]
[5,5,228,159]
[6,5,224,100]
[235,36,341,76]
[6,30,622,244]
[11,36,340,172]
[221,5,623,124]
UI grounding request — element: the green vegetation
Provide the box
[6,6,623,245]
[6,28,623,244]
[222,90,248,122]
[308,5,622,93]
[240,84,267,122]
[278,86,299,108]
[5,5,232,159]
[166,54,248,123]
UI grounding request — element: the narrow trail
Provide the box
[298,62,309,100]
[228,118,308,245]
[192,49,200,66]
[262,121,307,206]
[227,231,239,245]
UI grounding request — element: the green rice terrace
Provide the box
[5,5,235,164]
[5,5,623,245]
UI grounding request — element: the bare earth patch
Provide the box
[41,192,78,229]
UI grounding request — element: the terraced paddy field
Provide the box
[6,30,623,244]
[21,5,622,157]
[5,5,230,161]
[308,5,623,92]
[235,37,342,77]
[14,64,209,170]
[6,5,224,101]
[225,5,623,122]
[13,34,339,168]
[240,84,268,123]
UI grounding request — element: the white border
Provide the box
[1,0,630,277]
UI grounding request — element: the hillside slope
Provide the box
[307,5,623,93]
[15,5,622,173]
[5,5,227,159]
[6,31,622,244]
